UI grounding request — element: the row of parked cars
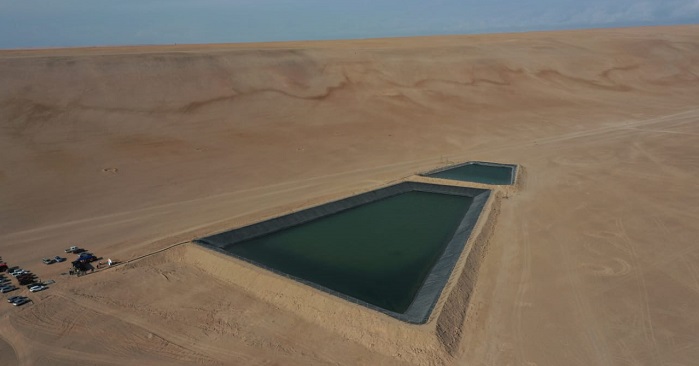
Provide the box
[42,256,67,265]
[0,255,18,294]
[36,247,75,265]
[1,255,48,307]
[39,246,87,266]
[0,273,16,293]
[2,269,47,292]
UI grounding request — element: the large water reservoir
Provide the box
[196,182,490,323]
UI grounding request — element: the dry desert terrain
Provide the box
[1,25,699,365]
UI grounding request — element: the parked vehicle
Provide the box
[13,298,30,306]
[64,246,80,253]
[29,285,46,292]
[0,285,17,293]
[7,295,25,303]
[42,258,55,265]
[19,279,36,286]
[78,252,98,262]
[54,256,66,263]
[17,274,34,281]
[11,270,27,277]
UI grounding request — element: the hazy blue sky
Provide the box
[1,0,698,48]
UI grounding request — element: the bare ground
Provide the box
[1,25,699,365]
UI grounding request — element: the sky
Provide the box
[0,0,698,49]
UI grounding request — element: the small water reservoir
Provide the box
[424,162,517,185]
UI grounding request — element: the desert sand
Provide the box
[1,25,699,365]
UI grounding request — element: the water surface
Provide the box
[427,163,515,185]
[225,191,473,313]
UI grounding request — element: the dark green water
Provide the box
[428,163,514,185]
[225,191,473,314]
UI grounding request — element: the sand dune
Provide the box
[1,25,699,365]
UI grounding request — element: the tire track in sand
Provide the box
[0,332,19,365]
[613,218,663,365]
[48,291,266,365]
[512,209,532,363]
[558,226,614,365]
[0,156,437,241]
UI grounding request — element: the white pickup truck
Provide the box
[64,246,80,253]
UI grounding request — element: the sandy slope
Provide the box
[1,25,698,365]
